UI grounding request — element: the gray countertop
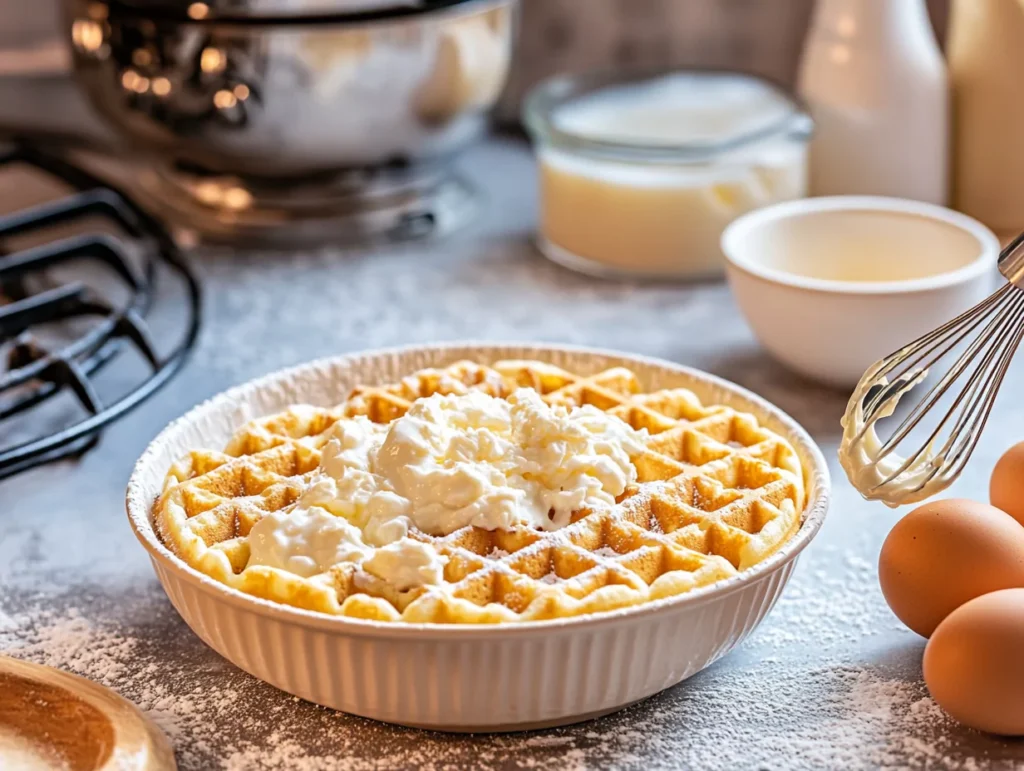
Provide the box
[2,137,1024,770]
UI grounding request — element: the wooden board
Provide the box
[0,656,176,771]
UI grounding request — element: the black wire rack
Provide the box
[0,144,201,480]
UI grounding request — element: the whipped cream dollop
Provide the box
[247,388,646,590]
[247,507,370,579]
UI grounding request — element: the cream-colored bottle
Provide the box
[949,0,1024,236]
[798,0,949,204]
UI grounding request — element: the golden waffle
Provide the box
[155,360,805,623]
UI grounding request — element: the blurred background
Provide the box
[0,0,954,77]
[1,0,953,128]
[0,0,1011,476]
[497,0,950,122]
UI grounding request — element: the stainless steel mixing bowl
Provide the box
[65,0,514,178]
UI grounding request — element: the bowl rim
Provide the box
[126,342,831,641]
[720,195,1000,296]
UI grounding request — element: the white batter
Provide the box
[839,360,952,507]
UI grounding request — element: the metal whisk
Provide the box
[839,232,1024,507]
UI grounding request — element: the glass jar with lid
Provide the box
[523,70,813,281]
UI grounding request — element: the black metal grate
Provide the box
[0,144,201,480]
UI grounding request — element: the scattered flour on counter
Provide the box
[1,608,135,685]
[223,738,347,771]
[0,595,983,770]
[185,211,734,386]
[520,736,576,749]
[748,540,906,652]
[0,608,18,631]
[0,556,1004,771]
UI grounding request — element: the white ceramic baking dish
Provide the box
[126,343,830,732]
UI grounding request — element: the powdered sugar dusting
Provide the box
[0,551,1010,771]
[0,608,19,632]
[3,140,1021,770]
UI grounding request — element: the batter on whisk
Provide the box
[839,360,948,507]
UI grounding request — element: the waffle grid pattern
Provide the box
[155,360,805,623]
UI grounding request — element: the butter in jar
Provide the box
[523,71,812,280]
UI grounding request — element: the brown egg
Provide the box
[991,442,1024,528]
[924,588,1024,735]
[878,498,1024,637]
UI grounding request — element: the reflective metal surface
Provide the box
[999,230,1024,288]
[841,235,1024,507]
[63,0,512,243]
[132,161,480,246]
[105,0,485,23]
[66,0,514,178]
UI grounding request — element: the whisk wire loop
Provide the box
[875,286,1019,459]
[841,231,1024,506]
[871,291,1024,493]
[863,284,1012,420]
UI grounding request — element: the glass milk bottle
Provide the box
[797,0,949,204]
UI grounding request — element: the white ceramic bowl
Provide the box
[126,343,830,732]
[721,196,1000,388]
